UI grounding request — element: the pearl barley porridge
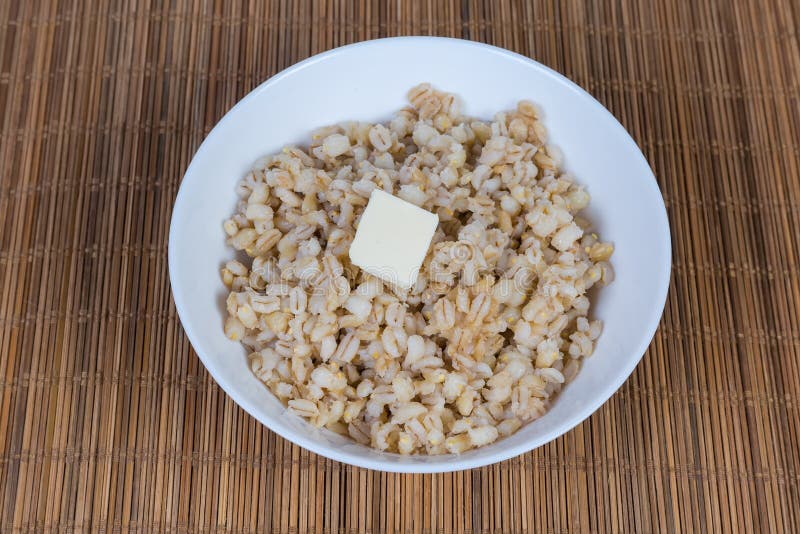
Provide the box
[220,84,614,455]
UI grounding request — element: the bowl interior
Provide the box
[169,37,670,472]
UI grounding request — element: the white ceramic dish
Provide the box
[169,37,671,473]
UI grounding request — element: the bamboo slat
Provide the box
[1,0,799,532]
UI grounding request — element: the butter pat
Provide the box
[349,190,439,289]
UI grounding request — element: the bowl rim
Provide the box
[168,35,672,473]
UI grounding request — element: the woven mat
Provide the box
[2,0,799,532]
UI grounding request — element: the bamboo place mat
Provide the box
[1,0,799,532]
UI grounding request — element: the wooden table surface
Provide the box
[1,1,799,532]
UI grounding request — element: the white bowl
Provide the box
[169,37,671,473]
